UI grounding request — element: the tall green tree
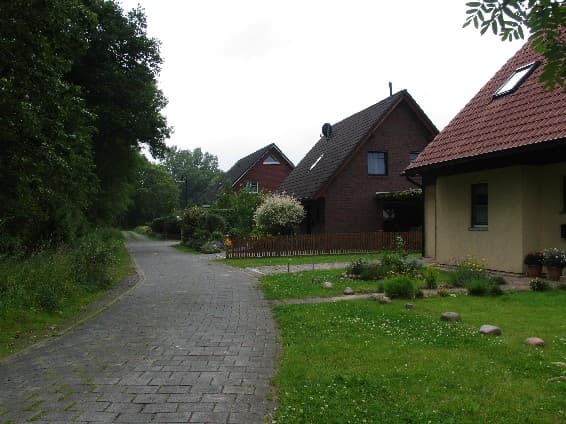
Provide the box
[464,1,565,90]
[69,0,170,224]
[125,155,179,227]
[161,146,223,207]
[0,0,97,250]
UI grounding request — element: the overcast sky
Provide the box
[118,0,522,171]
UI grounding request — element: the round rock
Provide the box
[404,303,414,309]
[479,324,501,335]
[378,296,391,304]
[343,287,354,295]
[322,281,333,289]
[524,337,545,347]
[440,312,461,321]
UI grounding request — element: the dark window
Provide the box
[245,180,259,193]
[493,61,539,98]
[409,151,419,163]
[562,177,566,212]
[368,152,387,176]
[471,183,488,228]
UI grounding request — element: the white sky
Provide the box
[118,0,522,171]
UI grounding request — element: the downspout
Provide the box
[405,175,425,257]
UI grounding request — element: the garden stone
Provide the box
[551,362,566,368]
[547,376,566,383]
[404,303,414,309]
[377,295,391,304]
[524,337,545,347]
[479,324,501,335]
[343,287,354,295]
[440,312,461,321]
[323,281,333,289]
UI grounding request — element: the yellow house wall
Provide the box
[425,162,566,273]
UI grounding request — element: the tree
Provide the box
[125,155,179,227]
[69,0,170,224]
[0,0,97,251]
[254,194,305,236]
[213,187,266,238]
[464,1,565,90]
[161,146,223,207]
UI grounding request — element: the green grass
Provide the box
[220,252,419,268]
[260,269,382,299]
[272,292,566,423]
[172,243,199,254]
[0,229,133,359]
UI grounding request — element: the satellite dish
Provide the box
[322,123,332,138]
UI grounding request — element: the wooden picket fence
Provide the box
[225,231,422,258]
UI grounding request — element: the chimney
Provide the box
[389,82,393,97]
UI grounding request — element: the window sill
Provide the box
[469,226,488,231]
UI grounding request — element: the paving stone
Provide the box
[0,236,277,423]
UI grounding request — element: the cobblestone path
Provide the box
[0,234,277,423]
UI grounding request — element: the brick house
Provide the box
[279,90,438,233]
[405,42,566,274]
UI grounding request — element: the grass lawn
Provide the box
[260,269,381,299]
[271,292,566,423]
[172,243,199,254]
[0,231,133,359]
[220,252,419,268]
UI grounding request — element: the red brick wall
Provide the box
[233,149,294,193]
[321,102,434,233]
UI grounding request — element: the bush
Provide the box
[360,264,391,281]
[72,228,120,290]
[489,285,504,296]
[254,193,304,235]
[529,278,550,292]
[421,267,439,289]
[150,215,181,237]
[346,259,369,276]
[490,275,507,285]
[384,276,417,299]
[448,256,489,287]
[466,279,490,296]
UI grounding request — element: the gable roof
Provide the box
[226,143,294,186]
[279,90,437,199]
[406,41,566,175]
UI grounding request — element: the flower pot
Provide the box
[546,266,563,281]
[526,264,542,278]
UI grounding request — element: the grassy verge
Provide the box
[260,269,381,299]
[272,292,566,423]
[0,229,133,359]
[172,243,199,254]
[220,252,419,268]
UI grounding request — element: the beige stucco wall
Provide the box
[424,163,566,273]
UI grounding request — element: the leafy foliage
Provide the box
[254,193,305,235]
[212,188,266,238]
[384,276,418,299]
[125,155,179,227]
[464,1,566,90]
[161,146,223,207]
[180,206,226,249]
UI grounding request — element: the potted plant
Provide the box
[523,251,543,277]
[542,247,566,281]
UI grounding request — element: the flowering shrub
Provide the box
[542,248,566,268]
[523,251,543,266]
[253,193,305,235]
[529,278,550,291]
[448,255,488,287]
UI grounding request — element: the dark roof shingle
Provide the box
[406,42,566,174]
[279,90,436,199]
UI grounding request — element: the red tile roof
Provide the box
[406,41,566,174]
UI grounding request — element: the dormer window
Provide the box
[263,155,280,165]
[493,61,539,98]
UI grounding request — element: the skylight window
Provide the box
[310,154,324,171]
[493,61,539,98]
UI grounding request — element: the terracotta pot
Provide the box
[526,264,542,278]
[546,266,563,281]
